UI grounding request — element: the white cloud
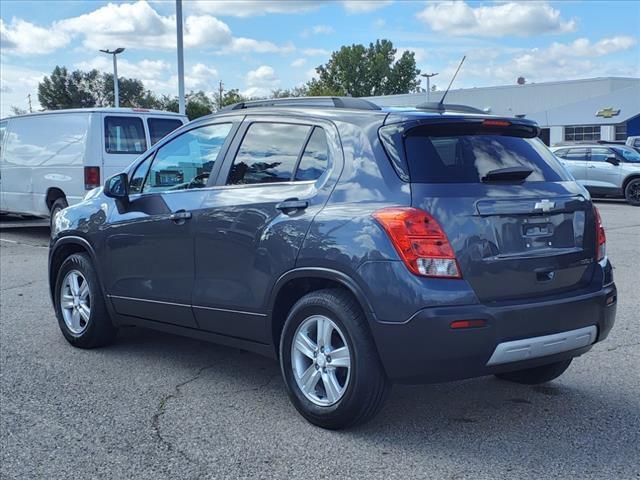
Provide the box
[416,1,576,37]
[1,18,70,55]
[228,38,294,54]
[301,24,334,37]
[343,1,393,14]
[302,48,331,57]
[291,58,307,67]
[243,64,279,97]
[373,18,386,28]
[0,63,46,117]
[190,0,322,17]
[396,47,427,63]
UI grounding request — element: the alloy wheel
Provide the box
[60,270,91,334]
[291,314,351,406]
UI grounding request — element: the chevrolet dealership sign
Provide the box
[595,107,621,118]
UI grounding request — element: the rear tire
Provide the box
[279,289,390,429]
[495,359,572,385]
[49,197,68,232]
[54,253,117,348]
[624,178,640,206]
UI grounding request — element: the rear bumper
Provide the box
[370,282,617,384]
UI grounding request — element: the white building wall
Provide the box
[600,125,615,141]
[550,127,564,146]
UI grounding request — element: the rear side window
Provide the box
[564,148,589,161]
[148,118,183,145]
[295,127,329,181]
[404,133,569,183]
[105,116,147,154]
[227,123,311,185]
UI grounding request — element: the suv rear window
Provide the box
[105,116,147,154]
[148,118,183,145]
[404,133,569,183]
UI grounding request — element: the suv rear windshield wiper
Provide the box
[482,166,533,183]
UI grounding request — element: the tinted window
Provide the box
[143,123,232,193]
[404,134,569,183]
[553,148,569,158]
[227,123,311,185]
[612,147,640,163]
[148,118,184,145]
[564,148,589,161]
[590,147,613,162]
[129,155,152,194]
[295,127,329,181]
[105,116,147,154]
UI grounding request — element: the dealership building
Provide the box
[367,77,640,146]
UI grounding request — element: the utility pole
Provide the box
[99,48,125,107]
[420,72,439,103]
[218,81,224,110]
[27,94,32,113]
[176,0,186,115]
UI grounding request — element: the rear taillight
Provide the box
[373,207,461,278]
[594,206,606,261]
[84,166,100,190]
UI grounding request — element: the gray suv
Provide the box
[551,144,640,205]
[49,97,617,429]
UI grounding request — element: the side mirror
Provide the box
[606,156,620,166]
[104,172,129,200]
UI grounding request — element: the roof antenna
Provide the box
[438,55,466,111]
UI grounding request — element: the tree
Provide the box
[217,88,249,109]
[10,106,27,116]
[38,66,161,110]
[157,91,215,120]
[307,39,421,97]
[271,86,309,98]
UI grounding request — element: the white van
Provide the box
[0,108,187,222]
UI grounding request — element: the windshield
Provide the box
[612,147,640,163]
[404,134,570,183]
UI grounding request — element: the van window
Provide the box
[227,123,311,185]
[404,133,569,183]
[105,116,147,154]
[148,118,184,145]
[3,114,88,166]
[143,123,232,193]
[295,127,329,181]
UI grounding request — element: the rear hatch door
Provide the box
[386,118,598,302]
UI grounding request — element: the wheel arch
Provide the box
[46,187,67,211]
[622,174,640,193]
[267,268,376,357]
[49,236,100,301]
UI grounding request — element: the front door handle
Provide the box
[169,210,192,224]
[276,198,309,214]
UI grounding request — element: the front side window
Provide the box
[148,118,184,145]
[590,147,613,162]
[295,127,329,181]
[128,155,152,194]
[612,147,640,163]
[105,116,147,154]
[227,123,311,185]
[143,123,232,193]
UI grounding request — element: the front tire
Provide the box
[279,289,390,429]
[49,197,68,232]
[624,178,640,206]
[54,253,117,348]
[495,359,572,385]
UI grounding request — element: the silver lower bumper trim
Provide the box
[486,325,597,366]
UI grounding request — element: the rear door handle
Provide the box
[276,198,308,214]
[169,210,192,224]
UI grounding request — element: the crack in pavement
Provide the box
[150,366,280,474]
[0,279,47,292]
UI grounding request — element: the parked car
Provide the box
[626,136,640,153]
[0,108,188,226]
[551,143,640,205]
[49,97,617,429]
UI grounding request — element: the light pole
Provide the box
[176,0,186,115]
[99,48,125,108]
[420,72,439,103]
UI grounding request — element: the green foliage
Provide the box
[307,39,422,97]
[271,86,309,98]
[218,88,249,108]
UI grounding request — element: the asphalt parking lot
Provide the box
[1,200,638,480]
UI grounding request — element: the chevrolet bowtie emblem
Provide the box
[596,107,620,118]
[534,199,555,212]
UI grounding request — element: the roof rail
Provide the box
[415,102,486,114]
[223,96,381,111]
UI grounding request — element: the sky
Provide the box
[1,0,639,117]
